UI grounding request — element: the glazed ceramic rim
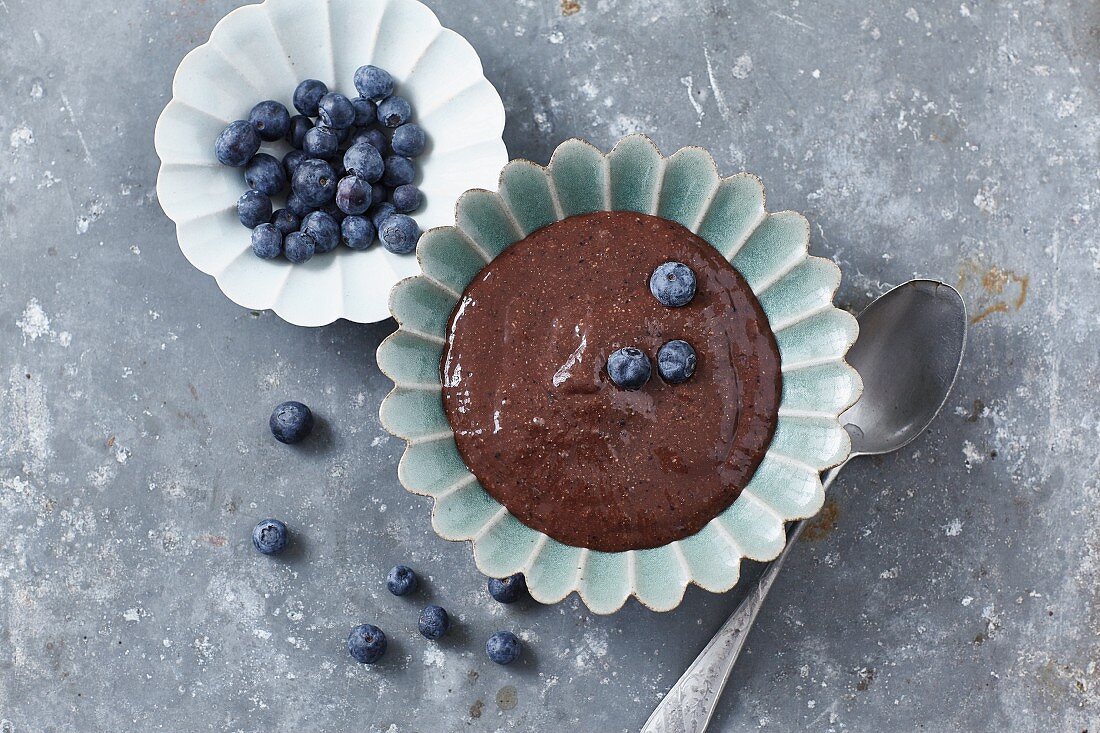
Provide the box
[378,134,862,613]
[153,0,508,326]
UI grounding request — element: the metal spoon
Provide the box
[641,279,967,733]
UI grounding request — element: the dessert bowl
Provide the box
[378,134,861,613]
[154,0,508,326]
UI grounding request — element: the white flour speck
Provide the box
[905,7,920,22]
[731,53,753,79]
[943,518,963,536]
[16,299,51,343]
[123,608,141,622]
[9,123,34,148]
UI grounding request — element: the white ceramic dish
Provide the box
[154,0,508,326]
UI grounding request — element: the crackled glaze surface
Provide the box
[440,211,782,551]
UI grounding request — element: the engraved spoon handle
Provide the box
[640,465,845,733]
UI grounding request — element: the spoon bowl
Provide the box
[842,279,967,456]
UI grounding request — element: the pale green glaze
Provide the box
[379,134,862,614]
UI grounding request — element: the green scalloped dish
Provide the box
[379,134,862,614]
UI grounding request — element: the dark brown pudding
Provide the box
[440,211,782,552]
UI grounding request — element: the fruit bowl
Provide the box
[377,134,862,614]
[154,0,507,326]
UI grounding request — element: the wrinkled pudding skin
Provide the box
[440,212,782,552]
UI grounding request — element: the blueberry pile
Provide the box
[606,262,699,389]
[214,65,427,263]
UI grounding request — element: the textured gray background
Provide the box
[1,0,1098,731]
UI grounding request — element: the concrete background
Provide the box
[1,0,1098,730]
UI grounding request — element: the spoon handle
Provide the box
[639,465,844,733]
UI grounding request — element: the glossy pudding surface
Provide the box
[440,211,782,552]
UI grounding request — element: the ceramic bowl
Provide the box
[154,0,508,326]
[378,134,862,613]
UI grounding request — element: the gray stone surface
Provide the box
[1,0,1097,730]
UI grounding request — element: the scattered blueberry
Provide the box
[379,214,421,255]
[390,123,426,157]
[244,153,287,196]
[607,347,652,390]
[343,141,384,182]
[487,573,527,604]
[270,208,301,236]
[288,114,314,149]
[269,400,314,443]
[318,92,356,130]
[283,231,316,264]
[355,128,389,155]
[385,564,419,596]
[369,202,396,232]
[351,96,376,126]
[657,340,697,384]
[486,631,521,665]
[214,120,260,167]
[292,159,338,207]
[418,605,450,640]
[354,64,395,101]
[251,518,288,555]
[649,261,697,308]
[320,201,347,224]
[292,78,328,116]
[341,215,375,250]
[382,155,415,186]
[335,175,372,215]
[237,189,273,229]
[371,183,388,206]
[303,125,339,158]
[248,100,291,141]
[286,191,313,218]
[250,222,283,260]
[283,149,308,179]
[390,184,422,213]
[347,624,387,664]
[301,210,340,254]
[377,96,411,128]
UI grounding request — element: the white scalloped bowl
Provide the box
[379,135,863,614]
[154,0,508,326]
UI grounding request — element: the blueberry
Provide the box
[390,184,422,213]
[353,64,395,102]
[385,564,418,596]
[377,96,411,128]
[347,624,387,664]
[214,120,260,167]
[292,159,338,207]
[303,126,339,158]
[657,340,697,384]
[320,201,347,224]
[390,123,426,157]
[379,214,421,255]
[607,347,652,390]
[286,191,313,218]
[335,175,372,215]
[251,518,288,555]
[649,261,696,307]
[248,100,291,141]
[382,155,415,187]
[244,153,287,196]
[343,141,384,182]
[487,573,527,604]
[486,631,521,665]
[369,202,396,232]
[270,208,300,236]
[269,400,314,442]
[237,189,273,229]
[418,605,450,640]
[317,92,355,130]
[341,215,376,250]
[292,78,328,116]
[288,114,314,149]
[353,128,389,156]
[371,183,388,206]
[351,97,376,126]
[283,149,308,179]
[283,231,316,264]
[301,210,340,253]
[250,222,283,260]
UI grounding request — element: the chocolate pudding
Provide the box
[440,211,782,552]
